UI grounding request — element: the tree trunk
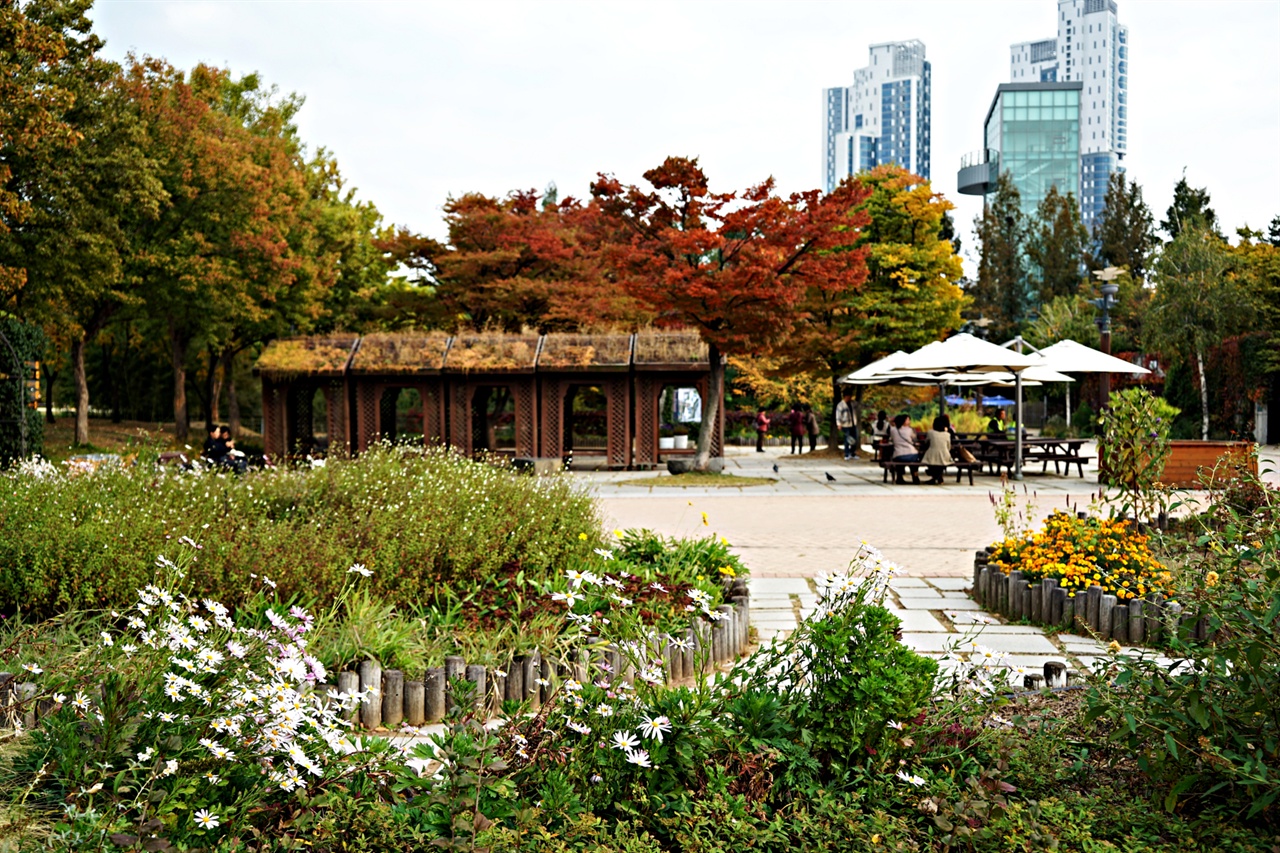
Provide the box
[169,321,189,443]
[828,373,841,449]
[1196,346,1209,441]
[209,347,224,428]
[44,361,57,424]
[223,349,241,437]
[693,343,722,471]
[71,337,90,446]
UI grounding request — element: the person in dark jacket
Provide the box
[804,404,820,452]
[788,405,805,454]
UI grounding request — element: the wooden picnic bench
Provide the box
[876,442,980,485]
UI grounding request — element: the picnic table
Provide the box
[962,437,1092,477]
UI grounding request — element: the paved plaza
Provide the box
[573,441,1280,679]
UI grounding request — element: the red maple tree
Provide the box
[591,157,869,469]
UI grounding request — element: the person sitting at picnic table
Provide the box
[871,410,891,443]
[888,414,922,485]
[986,408,1006,436]
[921,415,953,485]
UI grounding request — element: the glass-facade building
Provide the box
[983,83,1080,218]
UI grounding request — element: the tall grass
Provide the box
[0,445,600,620]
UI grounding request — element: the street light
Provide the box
[1090,266,1122,406]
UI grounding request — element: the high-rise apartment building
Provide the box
[823,40,931,194]
[1008,0,1129,228]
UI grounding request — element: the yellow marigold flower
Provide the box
[1205,571,1219,587]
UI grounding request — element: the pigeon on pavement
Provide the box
[825,472,836,482]
[772,463,779,474]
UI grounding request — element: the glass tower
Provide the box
[984,84,1081,218]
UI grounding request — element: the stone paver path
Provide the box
[746,575,1156,685]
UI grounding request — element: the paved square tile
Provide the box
[967,624,1052,635]
[893,587,942,599]
[748,578,813,595]
[928,577,973,591]
[900,632,955,653]
[893,611,948,632]
[961,633,1059,655]
[889,578,930,588]
[944,610,1001,624]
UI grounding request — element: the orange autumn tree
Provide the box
[591,156,869,470]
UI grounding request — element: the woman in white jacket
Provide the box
[920,415,953,485]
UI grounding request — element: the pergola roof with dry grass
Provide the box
[254,335,359,378]
[254,330,708,378]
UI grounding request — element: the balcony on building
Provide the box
[957,149,998,196]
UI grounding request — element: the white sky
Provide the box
[92,0,1280,275]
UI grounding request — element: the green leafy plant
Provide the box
[1099,387,1180,522]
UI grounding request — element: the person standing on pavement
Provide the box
[835,389,856,459]
[804,404,820,452]
[788,404,805,454]
[755,407,771,453]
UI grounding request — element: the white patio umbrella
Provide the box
[890,334,1043,477]
[1038,339,1150,427]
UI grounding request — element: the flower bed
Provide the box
[975,512,1203,645]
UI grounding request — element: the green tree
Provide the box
[972,172,1026,340]
[1147,227,1256,439]
[1091,171,1156,281]
[1026,185,1088,303]
[1159,171,1218,240]
[0,2,165,445]
[781,165,964,443]
[1229,228,1280,378]
[1023,293,1100,350]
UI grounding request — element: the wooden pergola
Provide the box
[254,330,723,469]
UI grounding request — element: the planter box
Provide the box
[1159,440,1256,489]
[659,437,676,450]
[673,434,689,449]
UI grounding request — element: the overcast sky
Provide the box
[92,0,1280,274]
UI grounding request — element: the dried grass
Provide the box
[350,332,451,373]
[255,335,358,377]
[633,329,707,365]
[447,334,540,372]
[538,333,633,368]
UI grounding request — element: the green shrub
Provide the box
[0,445,601,619]
[1099,387,1180,522]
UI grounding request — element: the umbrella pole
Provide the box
[1014,371,1024,481]
[1065,383,1071,429]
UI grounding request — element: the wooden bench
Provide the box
[878,445,980,485]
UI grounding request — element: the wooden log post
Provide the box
[358,659,382,730]
[1043,660,1066,688]
[974,561,984,603]
[491,666,508,710]
[1029,583,1043,623]
[507,657,526,705]
[336,671,360,722]
[425,667,445,723]
[381,669,404,729]
[718,605,735,659]
[1062,595,1076,630]
[17,682,36,729]
[1144,593,1163,644]
[1111,604,1129,645]
[1023,673,1044,691]
[523,653,541,709]
[1008,571,1023,618]
[1097,595,1117,641]
[1164,601,1183,643]
[1042,579,1059,623]
[1128,599,1145,644]
[444,656,466,712]
[998,572,1009,616]
[405,679,425,727]
[465,664,486,712]
[1086,586,1103,632]
[1050,585,1066,626]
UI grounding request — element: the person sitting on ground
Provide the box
[788,404,805,455]
[219,426,248,474]
[921,415,953,485]
[804,403,820,452]
[203,424,228,466]
[888,414,922,485]
[871,410,891,444]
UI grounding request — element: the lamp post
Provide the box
[1091,266,1121,407]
